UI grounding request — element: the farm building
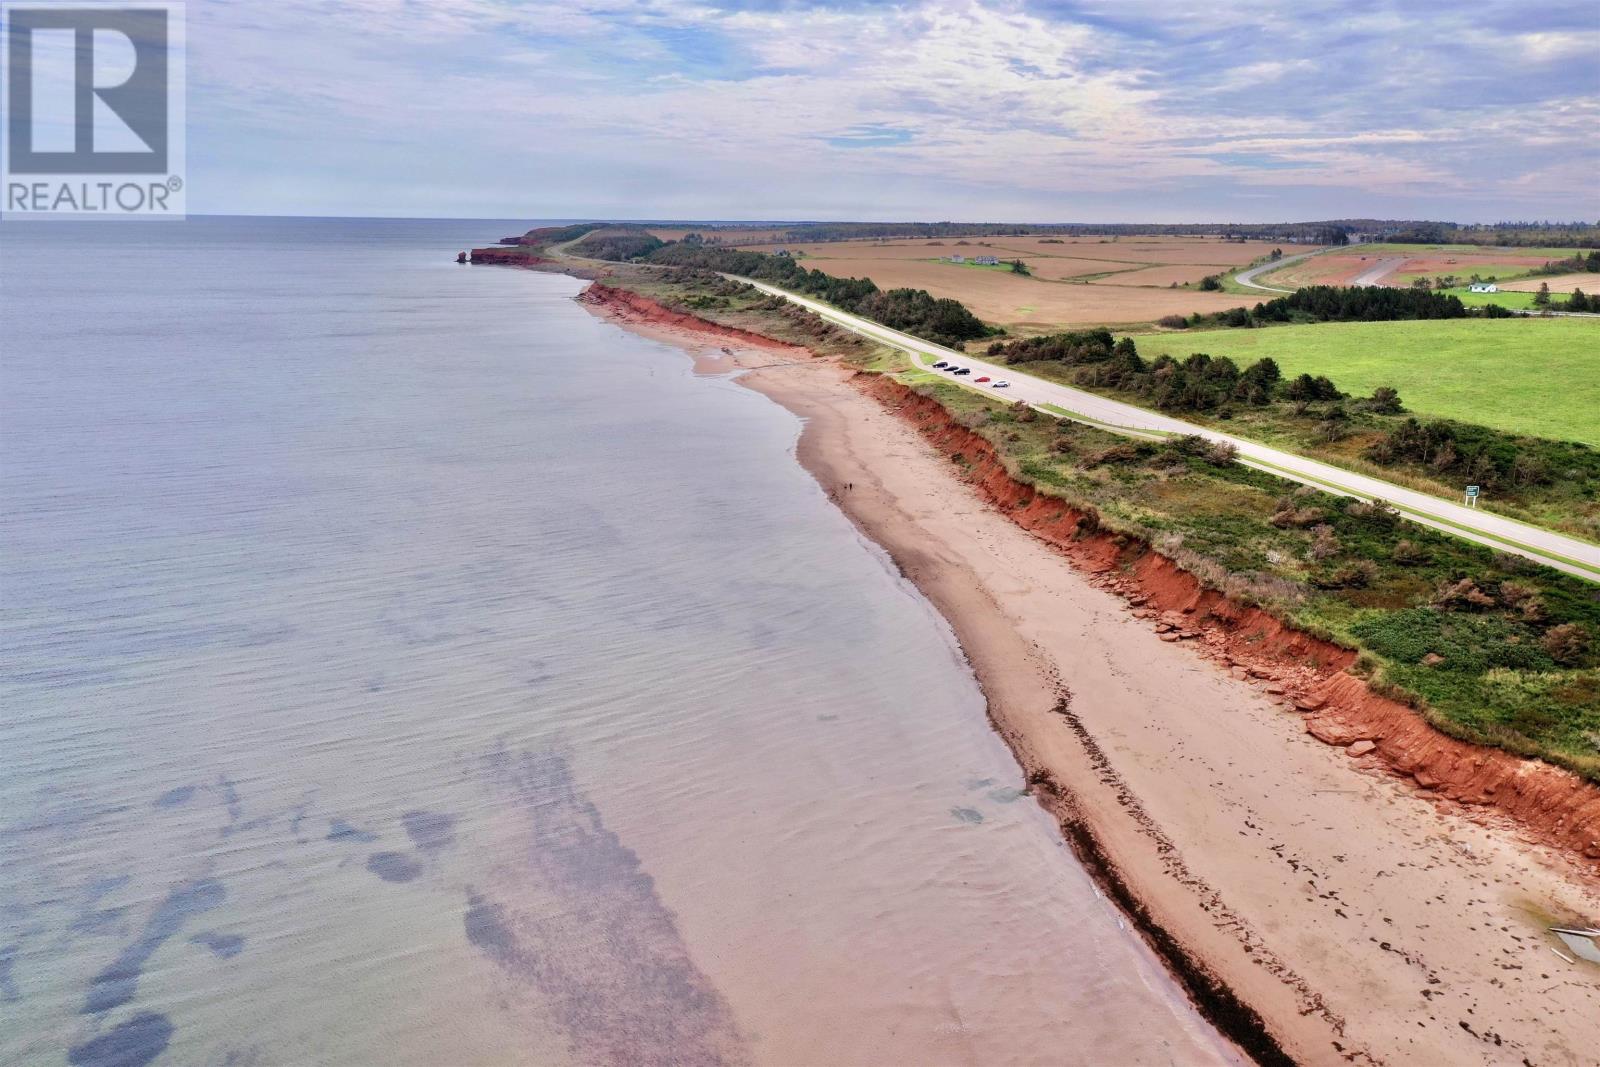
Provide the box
[773,248,790,257]
[1468,282,1498,293]
[947,254,965,263]
[974,255,999,266]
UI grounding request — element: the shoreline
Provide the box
[574,280,1600,1064]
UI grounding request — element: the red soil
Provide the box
[1395,254,1554,276]
[578,283,805,352]
[857,376,1600,864]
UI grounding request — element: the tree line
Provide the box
[985,330,1393,419]
[570,231,665,261]
[1169,285,1471,330]
[1365,418,1599,493]
[1380,222,1600,249]
[641,242,994,346]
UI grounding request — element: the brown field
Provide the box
[1386,254,1556,285]
[1086,263,1227,287]
[1018,256,1135,280]
[781,255,1247,327]
[1255,254,1383,288]
[1497,271,1598,292]
[732,235,1287,327]
[976,236,1282,264]
[1261,246,1579,290]
[649,226,795,244]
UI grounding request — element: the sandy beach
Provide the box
[580,288,1600,1065]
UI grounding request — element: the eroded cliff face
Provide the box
[577,283,805,351]
[856,374,1600,864]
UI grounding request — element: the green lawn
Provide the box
[1442,287,1547,309]
[1131,318,1600,447]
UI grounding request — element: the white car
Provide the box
[991,380,1010,388]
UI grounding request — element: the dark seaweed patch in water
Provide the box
[153,786,196,809]
[326,818,378,844]
[950,807,985,824]
[469,747,748,1066]
[401,810,456,853]
[68,1011,173,1067]
[462,890,517,962]
[190,932,246,959]
[0,943,19,1003]
[86,875,132,902]
[70,906,128,936]
[366,851,422,883]
[215,778,243,823]
[83,878,225,1015]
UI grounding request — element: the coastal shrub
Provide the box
[1313,559,1378,589]
[1361,386,1405,414]
[1365,418,1598,498]
[1269,505,1327,529]
[1307,524,1341,561]
[1544,623,1592,667]
[1391,539,1427,564]
[1432,578,1495,611]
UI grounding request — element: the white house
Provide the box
[1468,282,1497,293]
[948,254,965,263]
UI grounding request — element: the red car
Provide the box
[974,376,991,383]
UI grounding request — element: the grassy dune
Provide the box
[1132,318,1600,447]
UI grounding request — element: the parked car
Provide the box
[932,361,948,369]
[992,380,1010,388]
[975,376,991,383]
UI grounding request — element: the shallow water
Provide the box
[1,217,1233,1065]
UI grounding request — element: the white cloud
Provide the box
[183,0,1600,219]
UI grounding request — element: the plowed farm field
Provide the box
[744,236,1289,328]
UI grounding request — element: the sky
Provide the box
[182,0,1598,222]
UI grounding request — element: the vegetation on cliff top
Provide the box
[988,327,1600,540]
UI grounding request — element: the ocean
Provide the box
[0,217,1230,1065]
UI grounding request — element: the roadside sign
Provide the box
[1465,485,1480,507]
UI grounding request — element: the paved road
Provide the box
[740,278,1600,582]
[1350,257,1406,287]
[1234,252,1314,293]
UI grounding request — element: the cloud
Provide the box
[183,0,1599,220]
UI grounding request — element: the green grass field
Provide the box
[1442,288,1543,310]
[1132,318,1600,447]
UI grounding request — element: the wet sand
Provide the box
[589,300,1600,1066]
